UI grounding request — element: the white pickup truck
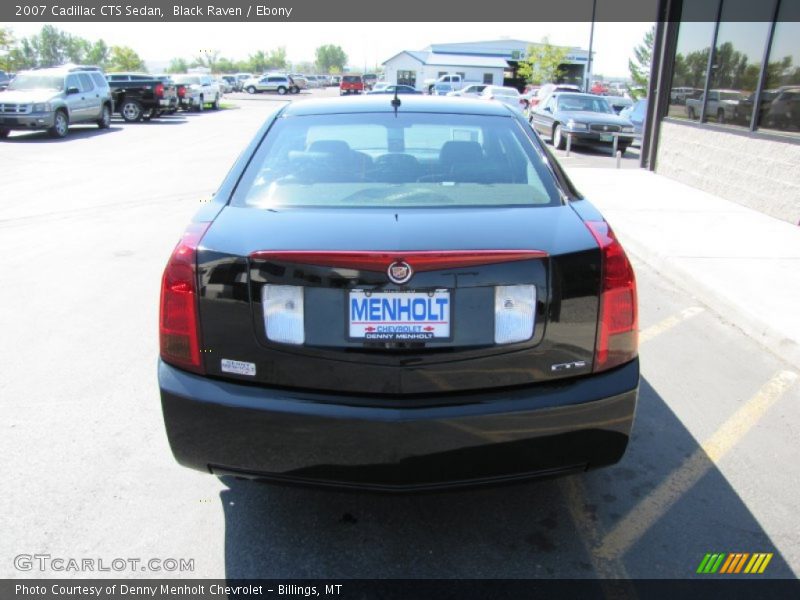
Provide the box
[423,74,483,95]
[685,89,743,123]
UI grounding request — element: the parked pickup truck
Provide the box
[170,74,221,111]
[107,73,177,122]
[685,89,743,123]
[424,73,482,95]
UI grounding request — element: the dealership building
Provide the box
[644,0,800,223]
[382,39,590,92]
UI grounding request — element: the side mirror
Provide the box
[543,106,552,113]
[67,86,80,95]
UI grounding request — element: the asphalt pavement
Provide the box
[1,89,797,580]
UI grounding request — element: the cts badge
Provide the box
[387,261,413,284]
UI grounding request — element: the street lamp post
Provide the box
[586,0,597,92]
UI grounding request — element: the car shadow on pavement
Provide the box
[110,116,190,125]
[3,126,124,143]
[219,376,792,578]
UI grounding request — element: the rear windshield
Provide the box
[557,94,612,113]
[231,112,561,209]
[342,76,361,83]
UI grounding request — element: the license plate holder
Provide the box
[348,289,451,341]
[600,134,614,142]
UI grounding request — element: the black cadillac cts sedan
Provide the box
[159,95,639,491]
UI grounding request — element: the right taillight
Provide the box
[154,83,164,97]
[585,220,638,372]
[159,222,210,373]
[177,86,185,98]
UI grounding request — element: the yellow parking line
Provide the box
[560,477,633,583]
[639,306,704,345]
[596,370,798,560]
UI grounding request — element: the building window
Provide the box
[397,70,417,87]
[437,71,447,78]
[668,0,718,121]
[483,73,493,84]
[703,0,773,128]
[758,1,800,136]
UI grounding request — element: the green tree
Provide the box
[314,44,347,73]
[215,57,239,73]
[518,37,569,85]
[166,57,189,73]
[7,38,37,71]
[193,49,221,72]
[85,39,110,68]
[247,50,269,73]
[0,27,14,71]
[628,25,655,94]
[295,61,316,74]
[33,25,72,67]
[107,46,146,72]
[267,47,288,71]
[63,35,89,64]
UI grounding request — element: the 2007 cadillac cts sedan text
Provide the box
[158,95,639,491]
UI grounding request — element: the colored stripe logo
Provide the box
[697,553,773,574]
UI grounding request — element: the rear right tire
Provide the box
[246,86,256,94]
[0,127,10,139]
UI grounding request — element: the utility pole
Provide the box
[586,0,597,92]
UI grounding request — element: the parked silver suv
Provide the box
[0,66,113,139]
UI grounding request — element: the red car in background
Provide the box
[339,74,364,95]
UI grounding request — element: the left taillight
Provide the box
[159,222,210,373]
[585,220,638,372]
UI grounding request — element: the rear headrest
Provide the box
[439,141,484,166]
[308,140,351,154]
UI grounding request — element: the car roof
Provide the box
[552,92,605,99]
[281,95,514,117]
[485,85,519,93]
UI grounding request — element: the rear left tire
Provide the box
[121,100,143,123]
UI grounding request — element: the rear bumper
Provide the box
[159,359,639,491]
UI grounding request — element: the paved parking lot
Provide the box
[1,89,797,580]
